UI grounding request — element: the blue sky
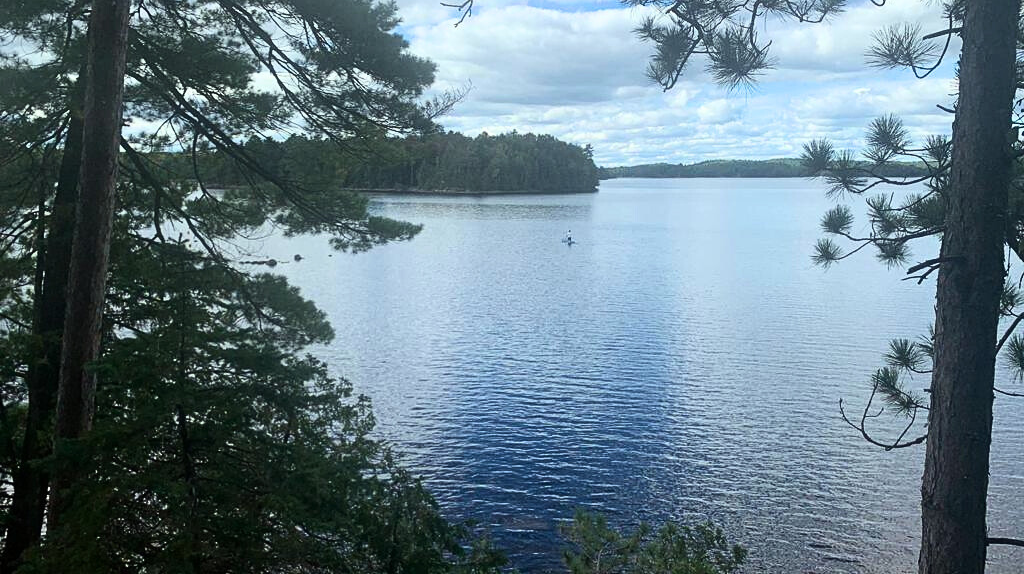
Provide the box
[394,0,960,166]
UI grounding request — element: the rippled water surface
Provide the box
[265,178,1024,573]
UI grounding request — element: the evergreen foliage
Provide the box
[803,107,1024,419]
[787,15,1024,448]
[561,510,746,574]
[19,234,504,573]
[606,0,1024,567]
[0,181,509,568]
[797,4,1024,571]
[0,0,501,570]
[163,132,600,194]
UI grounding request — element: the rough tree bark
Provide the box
[919,0,1021,572]
[0,97,84,572]
[47,0,131,531]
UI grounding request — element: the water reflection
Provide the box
[368,194,594,221]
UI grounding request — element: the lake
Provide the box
[263,178,1024,572]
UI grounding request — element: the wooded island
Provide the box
[160,131,601,194]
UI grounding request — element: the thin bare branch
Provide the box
[839,392,928,451]
[440,0,473,26]
[987,537,1024,548]
[994,387,1024,398]
[922,27,962,40]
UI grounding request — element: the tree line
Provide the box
[599,158,929,179]
[162,131,601,194]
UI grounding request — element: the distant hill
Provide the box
[598,158,929,179]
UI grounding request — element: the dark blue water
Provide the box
[264,178,1024,573]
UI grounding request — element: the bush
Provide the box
[561,509,746,574]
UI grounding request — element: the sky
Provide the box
[392,0,961,166]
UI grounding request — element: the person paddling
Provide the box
[565,229,572,244]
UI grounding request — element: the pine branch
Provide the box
[838,390,928,451]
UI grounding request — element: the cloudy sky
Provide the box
[392,0,960,166]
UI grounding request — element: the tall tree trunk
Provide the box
[0,93,84,572]
[47,0,131,532]
[919,1,1021,572]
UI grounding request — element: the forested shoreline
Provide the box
[161,131,600,194]
[599,158,929,179]
[164,140,936,194]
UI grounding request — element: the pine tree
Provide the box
[0,0,482,570]
[801,4,1023,571]
[617,0,1023,569]
[29,231,502,572]
[48,0,132,535]
[440,0,1024,569]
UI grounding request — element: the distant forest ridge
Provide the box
[599,158,930,179]
[161,132,600,194]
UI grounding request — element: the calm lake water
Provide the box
[264,178,1024,573]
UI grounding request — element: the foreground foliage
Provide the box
[0,177,507,573]
[0,0,497,570]
[561,510,746,574]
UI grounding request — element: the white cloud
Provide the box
[765,0,961,75]
[697,99,744,124]
[401,0,959,165]
[790,79,956,121]
[410,6,655,106]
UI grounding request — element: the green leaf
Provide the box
[812,238,844,268]
[875,240,910,268]
[820,205,854,235]
[823,150,867,198]
[1001,280,1023,316]
[707,28,773,90]
[872,367,924,417]
[801,138,835,174]
[925,135,951,165]
[884,338,928,372]
[863,114,909,164]
[1004,334,1024,382]
[866,23,938,70]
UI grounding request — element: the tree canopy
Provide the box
[163,131,600,194]
[561,510,746,574]
[0,0,501,571]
